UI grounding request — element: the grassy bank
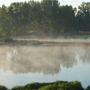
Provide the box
[0,81,90,90]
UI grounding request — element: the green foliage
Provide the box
[86,86,90,90]
[39,84,61,90]
[0,0,90,39]
[0,81,89,90]
[68,81,84,90]
[24,82,40,89]
[39,81,84,90]
[0,85,7,90]
[76,2,90,31]
[12,86,24,90]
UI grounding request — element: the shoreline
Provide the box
[0,38,90,46]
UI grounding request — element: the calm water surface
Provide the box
[0,45,90,88]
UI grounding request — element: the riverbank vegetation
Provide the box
[0,0,90,41]
[0,81,90,90]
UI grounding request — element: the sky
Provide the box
[0,0,90,7]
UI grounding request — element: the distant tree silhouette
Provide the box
[0,0,90,39]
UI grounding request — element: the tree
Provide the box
[57,5,75,33]
[86,86,90,90]
[41,0,60,34]
[76,2,90,31]
[0,85,7,90]
[0,0,90,38]
[0,5,13,41]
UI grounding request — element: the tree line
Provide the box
[0,81,90,90]
[0,0,90,38]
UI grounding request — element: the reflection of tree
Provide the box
[0,45,90,74]
[76,46,90,63]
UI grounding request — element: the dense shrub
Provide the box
[0,81,88,90]
[69,81,84,90]
[39,81,84,90]
[39,84,61,90]
[12,86,24,90]
[0,85,7,90]
[24,82,42,89]
[86,86,90,90]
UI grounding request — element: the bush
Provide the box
[4,37,13,42]
[68,81,84,90]
[39,81,84,90]
[29,40,43,45]
[12,86,24,90]
[10,81,85,90]
[0,85,7,90]
[86,86,90,90]
[24,82,42,89]
[39,84,61,90]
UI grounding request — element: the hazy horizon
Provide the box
[0,0,90,7]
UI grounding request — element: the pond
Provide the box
[0,44,90,88]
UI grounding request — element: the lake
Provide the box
[0,44,90,88]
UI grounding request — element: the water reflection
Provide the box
[0,45,90,74]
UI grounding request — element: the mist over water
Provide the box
[0,45,90,88]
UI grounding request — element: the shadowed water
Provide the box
[0,45,90,88]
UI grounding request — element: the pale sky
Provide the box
[0,0,90,7]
